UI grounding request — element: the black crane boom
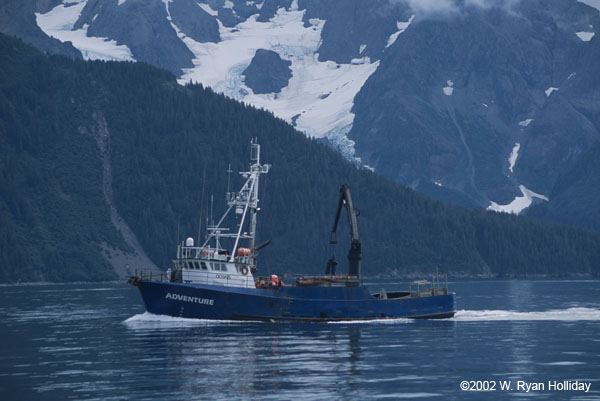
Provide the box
[328,184,361,278]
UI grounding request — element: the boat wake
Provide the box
[328,318,412,325]
[123,308,600,327]
[123,312,241,328]
[452,307,600,321]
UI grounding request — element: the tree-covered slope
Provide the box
[0,35,125,282]
[1,34,599,283]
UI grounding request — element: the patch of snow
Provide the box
[359,44,366,54]
[576,31,595,41]
[385,15,414,48]
[545,87,559,97]
[223,0,234,9]
[162,0,173,22]
[568,72,576,80]
[487,185,548,215]
[256,1,265,10]
[177,7,380,160]
[508,142,520,173]
[36,0,134,61]
[118,0,128,5]
[482,103,488,108]
[434,180,443,187]
[518,118,534,127]
[290,0,299,11]
[577,0,600,13]
[351,56,371,64]
[443,80,454,96]
[198,3,218,16]
[524,187,548,201]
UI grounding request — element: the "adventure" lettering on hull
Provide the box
[165,293,214,306]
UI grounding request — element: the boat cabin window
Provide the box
[201,262,207,270]
[210,263,226,271]
[193,261,200,269]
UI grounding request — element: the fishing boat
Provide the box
[128,139,456,321]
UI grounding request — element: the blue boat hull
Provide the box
[135,281,456,321]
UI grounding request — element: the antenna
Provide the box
[226,163,233,194]
[210,194,214,226]
[197,167,206,245]
[205,215,209,241]
[176,218,180,257]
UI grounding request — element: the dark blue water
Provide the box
[1,280,599,400]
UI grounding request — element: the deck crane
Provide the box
[326,184,362,279]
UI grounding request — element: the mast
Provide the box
[196,139,270,269]
[224,139,270,266]
[249,141,261,253]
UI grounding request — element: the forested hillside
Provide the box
[1,34,599,283]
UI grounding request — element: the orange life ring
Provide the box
[240,266,249,276]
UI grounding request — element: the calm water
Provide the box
[1,280,599,400]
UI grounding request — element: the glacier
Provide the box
[34,1,417,162]
[36,0,134,62]
[175,5,382,161]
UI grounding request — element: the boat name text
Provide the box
[165,293,214,306]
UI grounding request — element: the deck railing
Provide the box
[136,269,255,289]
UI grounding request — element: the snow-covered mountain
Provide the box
[34,0,392,160]
[3,0,600,227]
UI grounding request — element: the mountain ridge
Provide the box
[3,0,600,229]
[1,33,599,283]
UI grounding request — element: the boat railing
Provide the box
[136,268,255,288]
[291,275,361,287]
[135,269,166,283]
[409,275,449,297]
[180,246,230,261]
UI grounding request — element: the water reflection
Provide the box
[120,313,478,400]
[123,321,368,399]
[507,280,536,378]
